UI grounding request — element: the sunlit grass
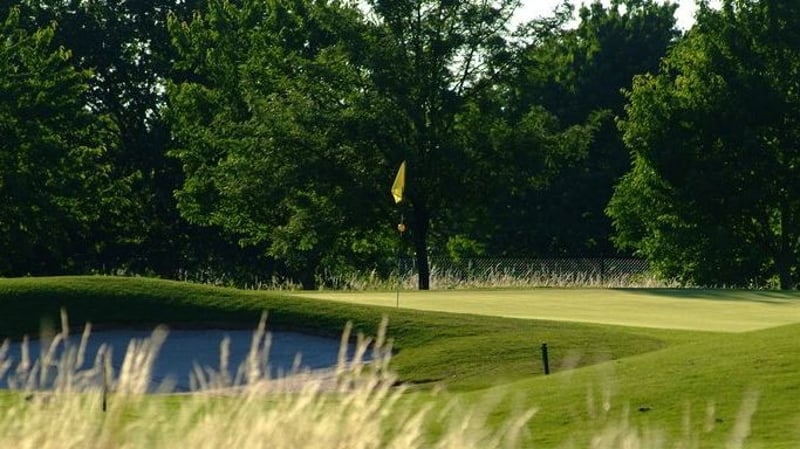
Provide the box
[295,288,800,332]
[443,322,800,448]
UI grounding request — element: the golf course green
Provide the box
[293,288,800,332]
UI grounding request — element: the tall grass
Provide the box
[0,313,537,449]
[109,259,674,291]
[0,312,764,449]
[321,265,677,291]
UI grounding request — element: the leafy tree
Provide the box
[17,0,167,271]
[608,0,800,288]
[496,0,678,257]
[358,0,522,288]
[0,8,123,275]
[169,0,566,290]
[168,0,393,289]
[17,0,268,278]
[450,87,599,258]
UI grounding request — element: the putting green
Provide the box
[292,289,800,332]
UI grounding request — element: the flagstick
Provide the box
[396,214,405,308]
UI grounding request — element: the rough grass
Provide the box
[323,265,672,290]
[294,288,800,332]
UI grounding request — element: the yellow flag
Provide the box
[391,161,406,204]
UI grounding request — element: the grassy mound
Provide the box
[0,276,702,391]
[447,322,800,448]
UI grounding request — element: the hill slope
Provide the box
[0,276,702,390]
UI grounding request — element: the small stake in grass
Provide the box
[541,342,550,375]
[102,350,110,412]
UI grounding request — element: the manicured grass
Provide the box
[0,276,703,391]
[451,322,800,448]
[294,288,800,332]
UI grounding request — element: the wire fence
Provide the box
[392,257,658,289]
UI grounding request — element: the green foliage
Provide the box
[342,0,525,289]
[494,0,678,257]
[167,0,392,288]
[0,8,124,275]
[168,0,563,289]
[445,235,485,261]
[12,0,799,292]
[452,96,600,256]
[16,0,259,278]
[609,0,800,288]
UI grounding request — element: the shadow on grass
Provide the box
[612,288,800,304]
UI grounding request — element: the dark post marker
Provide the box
[102,351,109,412]
[541,342,550,375]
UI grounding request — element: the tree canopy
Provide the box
[0,7,123,274]
[489,0,679,257]
[167,0,392,289]
[608,0,800,288]
[5,0,800,289]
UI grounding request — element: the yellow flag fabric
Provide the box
[391,161,406,204]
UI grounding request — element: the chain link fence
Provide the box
[394,257,657,289]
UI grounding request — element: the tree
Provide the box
[495,0,678,257]
[19,0,201,274]
[608,0,800,288]
[169,0,550,290]
[450,85,599,258]
[17,0,274,279]
[168,0,394,289]
[359,0,522,288]
[0,8,122,275]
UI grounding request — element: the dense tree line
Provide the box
[1,0,799,289]
[608,0,800,289]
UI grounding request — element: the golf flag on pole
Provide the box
[391,161,406,204]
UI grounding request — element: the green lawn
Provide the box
[293,288,800,332]
[460,322,800,448]
[1,276,798,447]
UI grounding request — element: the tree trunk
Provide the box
[299,272,317,290]
[412,202,430,290]
[776,242,792,290]
[776,204,794,290]
[298,263,317,290]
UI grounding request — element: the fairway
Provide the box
[293,288,800,332]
